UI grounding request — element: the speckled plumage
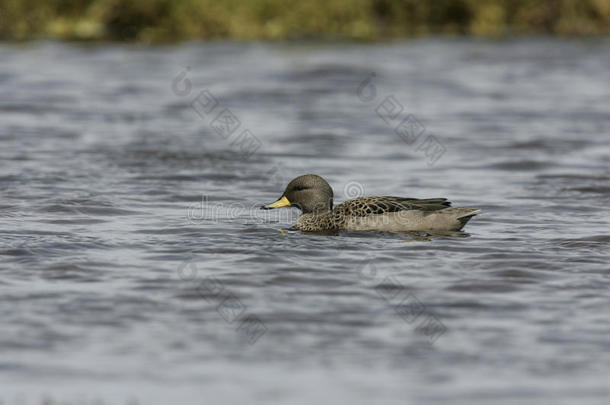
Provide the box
[262,174,480,232]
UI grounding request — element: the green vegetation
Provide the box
[1,0,610,42]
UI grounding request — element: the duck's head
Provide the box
[261,174,333,214]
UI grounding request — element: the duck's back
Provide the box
[330,196,478,232]
[334,196,451,217]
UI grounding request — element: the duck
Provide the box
[261,174,480,232]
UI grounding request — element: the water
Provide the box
[1,38,609,404]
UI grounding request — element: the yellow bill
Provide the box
[263,196,291,209]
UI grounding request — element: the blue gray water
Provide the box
[1,38,609,404]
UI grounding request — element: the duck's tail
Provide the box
[455,208,481,227]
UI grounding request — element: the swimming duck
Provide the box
[261,174,480,232]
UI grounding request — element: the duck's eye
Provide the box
[295,185,306,191]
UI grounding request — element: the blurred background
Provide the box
[1,1,609,405]
[1,0,610,42]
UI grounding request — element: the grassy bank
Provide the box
[1,0,610,42]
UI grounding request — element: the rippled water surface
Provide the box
[1,39,609,404]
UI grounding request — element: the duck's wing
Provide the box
[337,196,451,217]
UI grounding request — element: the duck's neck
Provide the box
[301,199,333,214]
[296,210,334,231]
[299,210,330,219]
